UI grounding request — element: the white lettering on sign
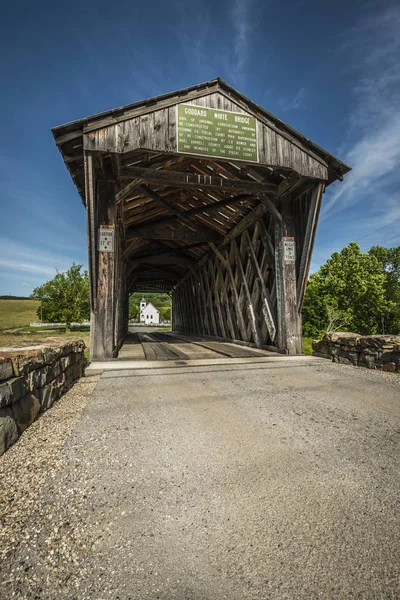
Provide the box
[98,228,114,252]
[283,240,296,262]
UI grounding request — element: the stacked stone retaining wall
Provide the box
[312,332,400,372]
[0,338,86,455]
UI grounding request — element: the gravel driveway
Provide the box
[1,360,399,599]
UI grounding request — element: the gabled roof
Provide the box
[52,77,350,194]
[140,302,159,313]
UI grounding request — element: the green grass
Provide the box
[0,299,40,331]
[302,337,313,355]
[0,329,91,361]
[0,299,91,359]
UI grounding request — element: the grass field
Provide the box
[0,299,40,331]
[0,299,90,360]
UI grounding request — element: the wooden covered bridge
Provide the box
[52,79,350,361]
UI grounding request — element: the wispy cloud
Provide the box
[21,282,30,287]
[0,239,69,279]
[230,0,256,85]
[0,259,58,278]
[278,87,307,111]
[322,5,400,218]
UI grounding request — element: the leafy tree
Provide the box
[368,245,400,334]
[31,263,90,330]
[302,242,388,337]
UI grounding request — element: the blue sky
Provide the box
[1,0,399,295]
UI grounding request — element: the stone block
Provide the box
[60,355,72,371]
[0,376,29,408]
[0,407,18,455]
[42,347,60,365]
[29,366,49,391]
[11,393,40,433]
[6,349,46,376]
[348,352,359,366]
[359,335,400,349]
[46,360,61,383]
[364,354,376,369]
[10,376,29,400]
[381,351,393,363]
[383,362,396,373]
[324,332,360,344]
[338,356,351,365]
[39,383,58,412]
[0,381,12,408]
[0,357,13,382]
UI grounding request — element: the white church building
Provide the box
[139,298,160,325]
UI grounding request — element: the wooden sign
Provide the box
[177,103,258,162]
[283,239,295,262]
[98,228,114,252]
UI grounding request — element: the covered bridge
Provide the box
[52,78,350,361]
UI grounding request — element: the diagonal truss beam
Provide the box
[121,166,278,194]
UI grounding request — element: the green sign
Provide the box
[177,103,258,162]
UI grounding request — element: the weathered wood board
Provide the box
[84,92,328,179]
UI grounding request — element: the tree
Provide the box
[31,263,90,330]
[302,242,389,337]
[368,245,400,334]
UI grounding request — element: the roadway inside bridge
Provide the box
[118,329,277,362]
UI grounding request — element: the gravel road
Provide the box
[1,360,399,599]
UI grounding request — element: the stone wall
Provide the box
[0,338,86,455]
[312,332,400,372]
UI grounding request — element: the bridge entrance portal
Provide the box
[52,79,350,361]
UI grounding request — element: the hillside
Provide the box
[0,299,40,331]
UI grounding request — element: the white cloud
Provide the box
[278,87,307,112]
[322,6,400,219]
[0,259,58,278]
[21,282,30,287]
[0,239,68,278]
[229,0,256,85]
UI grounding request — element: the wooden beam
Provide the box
[121,166,278,194]
[232,239,262,347]
[215,258,236,340]
[258,194,283,222]
[125,192,253,235]
[139,184,222,238]
[56,130,82,145]
[244,230,276,341]
[84,152,97,311]
[222,202,267,246]
[297,182,325,309]
[276,173,305,199]
[133,255,195,267]
[92,180,118,360]
[129,242,208,263]
[257,218,275,272]
[127,228,218,242]
[208,260,227,338]
[274,226,300,354]
[116,178,142,203]
[208,243,228,268]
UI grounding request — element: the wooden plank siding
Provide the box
[84,92,328,180]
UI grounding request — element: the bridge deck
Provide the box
[117,331,276,362]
